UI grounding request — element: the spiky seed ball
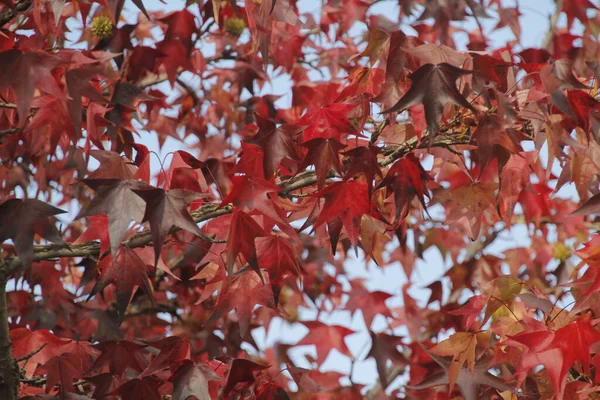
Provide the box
[91,16,113,40]
[225,17,246,37]
[552,242,571,262]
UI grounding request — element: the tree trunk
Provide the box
[0,272,18,400]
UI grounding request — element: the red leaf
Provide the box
[345,279,393,329]
[313,180,384,249]
[0,198,66,268]
[298,103,356,142]
[447,295,488,330]
[88,340,148,375]
[376,153,432,222]
[343,145,383,199]
[367,332,406,389]
[255,235,301,303]
[245,116,303,178]
[296,321,355,364]
[88,247,154,319]
[132,188,204,265]
[0,49,64,127]
[76,179,149,256]
[208,269,275,337]
[74,215,110,256]
[10,328,70,377]
[111,376,162,400]
[223,208,267,278]
[298,138,346,190]
[41,353,83,393]
[65,66,106,140]
[223,359,270,399]
[170,360,221,400]
[143,336,191,376]
[381,63,474,137]
[222,176,296,242]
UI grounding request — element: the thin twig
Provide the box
[14,343,47,363]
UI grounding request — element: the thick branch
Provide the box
[5,204,233,275]
[0,263,18,400]
[6,132,472,274]
[0,129,19,143]
[279,132,471,194]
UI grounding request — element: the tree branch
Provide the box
[0,259,18,400]
[0,128,19,144]
[0,0,33,28]
[5,204,233,275]
[4,131,472,275]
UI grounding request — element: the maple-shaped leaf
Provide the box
[74,215,111,256]
[359,215,390,266]
[0,49,65,127]
[552,316,600,385]
[255,235,301,305]
[41,352,83,393]
[76,179,149,256]
[296,321,355,364]
[170,360,221,400]
[428,332,478,392]
[246,0,302,66]
[345,279,393,328]
[10,328,70,377]
[472,115,525,176]
[566,89,600,134]
[381,63,474,137]
[480,275,522,323]
[223,208,267,278]
[88,340,148,375]
[86,373,125,399]
[560,0,597,29]
[223,359,271,399]
[447,295,488,330]
[298,138,346,189]
[104,0,149,22]
[298,103,356,142]
[88,247,153,319]
[66,66,106,140]
[571,192,600,216]
[367,332,407,389]
[86,150,138,180]
[504,330,566,398]
[376,153,432,222]
[111,376,162,400]
[410,350,512,400]
[437,182,498,240]
[159,9,197,48]
[220,175,296,240]
[343,145,383,199]
[313,180,384,250]
[230,142,265,179]
[0,198,66,268]
[132,188,204,266]
[255,382,291,400]
[208,269,275,337]
[245,116,303,178]
[143,336,190,376]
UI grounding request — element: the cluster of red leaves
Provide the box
[2,0,600,399]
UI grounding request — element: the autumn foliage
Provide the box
[3,0,600,399]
